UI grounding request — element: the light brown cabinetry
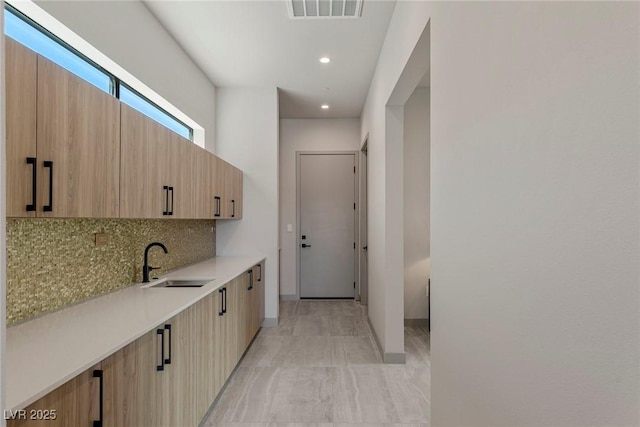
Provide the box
[213,158,243,219]
[9,262,265,427]
[6,39,243,220]
[120,105,178,219]
[248,261,265,347]
[232,166,244,219]
[120,106,230,220]
[164,307,198,427]
[194,290,223,422]
[6,41,120,218]
[188,144,214,219]
[7,363,101,427]
[37,57,121,218]
[101,329,161,426]
[6,38,37,218]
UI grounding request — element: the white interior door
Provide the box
[299,153,356,298]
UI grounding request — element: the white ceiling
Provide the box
[143,0,397,119]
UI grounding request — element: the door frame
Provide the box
[296,151,360,299]
[359,136,369,304]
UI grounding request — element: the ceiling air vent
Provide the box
[288,0,364,19]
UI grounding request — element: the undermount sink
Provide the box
[144,278,215,288]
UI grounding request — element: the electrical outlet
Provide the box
[94,232,110,246]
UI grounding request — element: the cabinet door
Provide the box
[6,38,37,218]
[223,161,237,219]
[37,56,120,218]
[102,328,164,426]
[7,363,101,427]
[177,141,211,219]
[257,261,266,329]
[164,307,197,427]
[120,105,176,219]
[167,133,186,218]
[208,154,220,219]
[247,262,265,346]
[194,291,222,422]
[213,287,229,392]
[223,282,237,377]
[237,270,251,354]
[232,166,243,219]
[214,157,230,219]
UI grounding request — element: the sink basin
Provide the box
[144,278,215,288]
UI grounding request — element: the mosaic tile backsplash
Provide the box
[7,218,216,325]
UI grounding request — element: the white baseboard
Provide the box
[262,317,278,327]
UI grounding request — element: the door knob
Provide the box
[301,243,312,248]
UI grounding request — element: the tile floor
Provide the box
[203,300,430,427]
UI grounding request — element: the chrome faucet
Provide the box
[143,242,168,283]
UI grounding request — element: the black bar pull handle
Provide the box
[163,186,169,216]
[248,269,254,290]
[223,287,227,314]
[169,186,174,216]
[257,264,262,282]
[43,160,53,212]
[164,324,172,365]
[214,196,221,217]
[218,288,224,316]
[92,369,103,427]
[157,328,165,371]
[231,199,236,218]
[26,157,36,212]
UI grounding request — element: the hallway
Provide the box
[205,300,430,426]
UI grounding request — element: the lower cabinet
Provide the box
[7,363,101,427]
[244,262,265,350]
[9,262,265,427]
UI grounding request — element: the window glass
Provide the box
[120,85,192,140]
[5,8,112,94]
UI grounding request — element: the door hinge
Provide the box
[354,282,356,288]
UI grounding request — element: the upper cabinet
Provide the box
[6,38,37,218]
[37,57,121,218]
[214,158,243,220]
[120,105,179,219]
[6,39,120,218]
[6,39,242,220]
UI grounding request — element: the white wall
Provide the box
[33,0,217,152]
[216,88,280,323]
[0,3,7,424]
[403,87,430,320]
[363,1,639,425]
[279,119,360,297]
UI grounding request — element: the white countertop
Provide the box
[6,255,265,412]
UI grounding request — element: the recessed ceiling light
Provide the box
[319,57,331,64]
[321,104,330,110]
